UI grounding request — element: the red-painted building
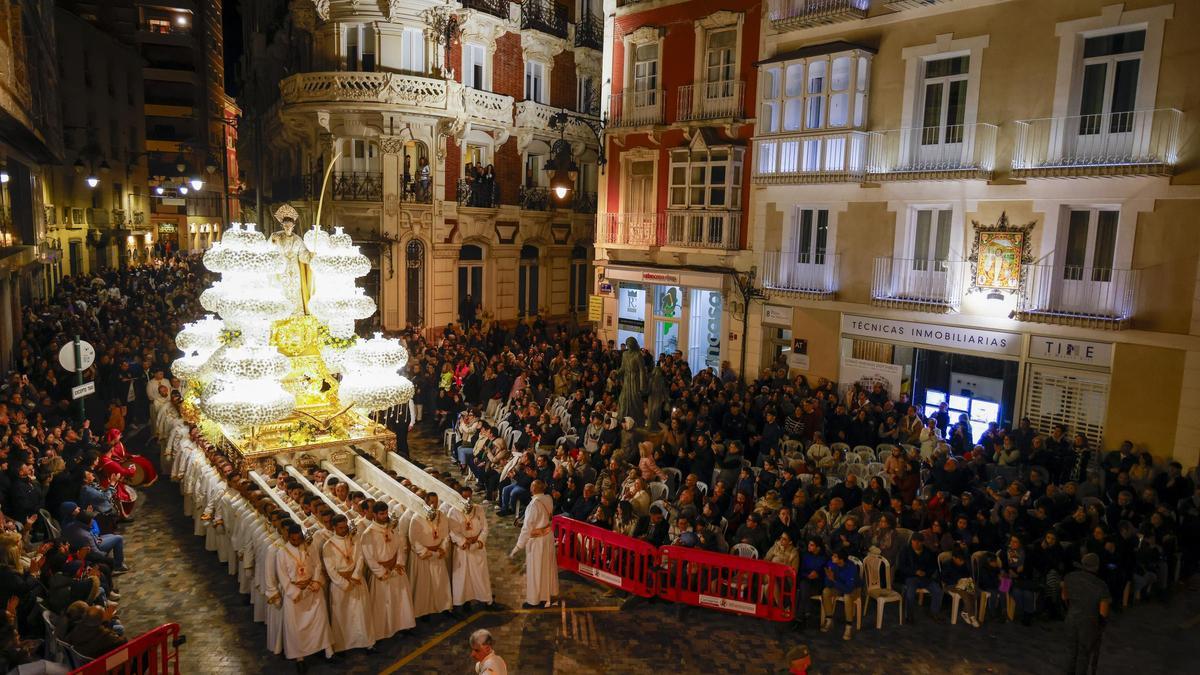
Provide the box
[596,0,761,376]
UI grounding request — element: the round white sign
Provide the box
[58,341,96,372]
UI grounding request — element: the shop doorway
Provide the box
[909,349,1017,442]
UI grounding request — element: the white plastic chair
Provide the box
[866,462,884,477]
[695,481,709,500]
[853,445,876,461]
[807,444,832,463]
[831,442,851,457]
[731,543,759,559]
[647,481,668,503]
[662,467,682,495]
[864,553,903,629]
[818,557,864,630]
[969,551,995,624]
[875,444,898,461]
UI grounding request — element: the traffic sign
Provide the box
[72,382,96,400]
[58,340,96,372]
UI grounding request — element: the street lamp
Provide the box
[155,186,165,195]
[545,144,578,204]
[0,169,8,184]
[189,177,204,191]
[85,175,99,189]
[179,185,189,195]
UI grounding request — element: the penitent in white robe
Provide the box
[275,542,333,661]
[360,522,415,640]
[515,493,558,606]
[321,533,375,652]
[449,505,492,605]
[408,512,453,617]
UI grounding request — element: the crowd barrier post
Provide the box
[552,515,659,598]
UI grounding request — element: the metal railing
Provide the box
[753,131,869,183]
[331,171,383,201]
[601,213,665,247]
[884,0,955,9]
[664,210,741,249]
[762,251,839,296]
[871,257,967,311]
[767,0,870,29]
[520,186,551,211]
[575,13,603,50]
[1011,108,1182,176]
[457,178,500,208]
[461,0,511,20]
[573,191,597,214]
[140,20,191,35]
[676,81,745,121]
[609,89,664,127]
[521,0,569,39]
[1015,264,1139,327]
[866,123,997,179]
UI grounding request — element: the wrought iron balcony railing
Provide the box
[519,186,551,211]
[330,171,383,201]
[608,89,664,127]
[572,191,597,214]
[1014,264,1140,329]
[461,0,511,20]
[521,0,568,40]
[767,0,870,30]
[1011,108,1181,178]
[866,123,997,180]
[676,81,745,121]
[600,213,664,247]
[763,251,839,298]
[871,257,967,312]
[575,13,603,51]
[664,210,740,249]
[458,178,500,208]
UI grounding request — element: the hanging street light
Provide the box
[190,177,204,191]
[85,175,99,189]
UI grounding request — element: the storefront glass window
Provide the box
[687,288,722,374]
[655,320,679,359]
[653,284,681,319]
[617,283,646,349]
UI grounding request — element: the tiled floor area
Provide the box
[117,424,1198,674]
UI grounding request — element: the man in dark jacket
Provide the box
[7,463,43,524]
[65,605,126,659]
[897,536,943,622]
[634,506,670,547]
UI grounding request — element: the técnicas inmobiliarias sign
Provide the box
[841,315,1023,357]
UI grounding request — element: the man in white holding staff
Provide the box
[321,514,374,653]
[449,485,493,610]
[510,480,558,608]
[360,501,415,641]
[275,522,332,673]
[408,491,454,618]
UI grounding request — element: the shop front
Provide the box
[602,266,729,375]
[840,314,1023,443]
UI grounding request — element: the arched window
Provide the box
[569,245,588,312]
[458,244,484,317]
[405,240,425,327]
[518,244,539,317]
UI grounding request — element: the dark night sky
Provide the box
[223,0,244,97]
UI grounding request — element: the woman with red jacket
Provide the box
[98,432,136,518]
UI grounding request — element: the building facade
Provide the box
[746,0,1200,466]
[135,0,237,252]
[594,0,763,376]
[0,0,60,369]
[46,5,149,277]
[240,0,601,333]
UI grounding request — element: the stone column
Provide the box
[379,135,406,330]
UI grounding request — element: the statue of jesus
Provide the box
[270,204,313,315]
[616,337,647,425]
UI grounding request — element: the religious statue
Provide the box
[270,204,313,315]
[616,337,647,425]
[645,365,669,431]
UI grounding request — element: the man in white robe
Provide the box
[449,487,492,608]
[511,480,558,608]
[320,515,374,653]
[408,493,453,618]
[274,523,332,669]
[360,501,415,640]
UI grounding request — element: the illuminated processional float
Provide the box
[172,194,413,474]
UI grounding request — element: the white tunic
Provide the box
[514,493,558,605]
[360,521,415,640]
[408,511,453,617]
[321,533,375,652]
[275,542,332,660]
[476,652,509,675]
[449,504,493,605]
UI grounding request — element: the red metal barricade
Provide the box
[658,546,797,622]
[70,623,184,675]
[553,515,659,597]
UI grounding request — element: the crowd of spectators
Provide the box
[404,318,1200,640]
[0,256,203,670]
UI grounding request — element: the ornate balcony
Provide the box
[768,0,870,30]
[600,213,664,247]
[753,131,869,184]
[279,72,450,111]
[1011,108,1181,178]
[871,257,967,312]
[763,251,839,299]
[461,0,511,20]
[521,0,568,40]
[330,171,382,201]
[1014,264,1140,330]
[464,87,514,127]
[519,186,551,211]
[457,178,500,208]
[575,13,602,51]
[664,210,740,250]
[572,191,597,214]
[608,89,664,128]
[676,81,745,121]
[866,123,997,180]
